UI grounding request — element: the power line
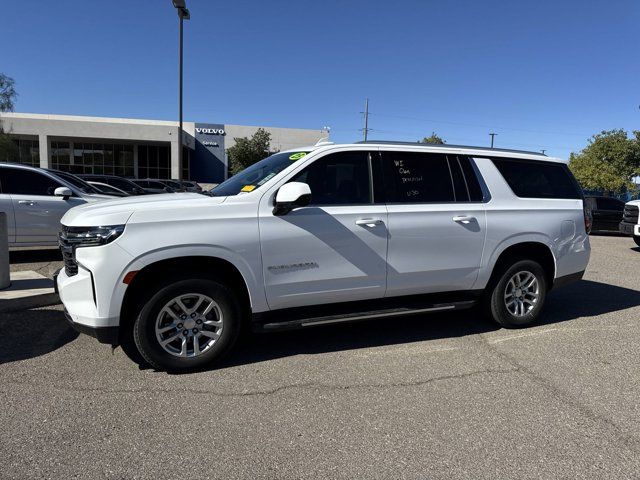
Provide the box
[368,112,593,138]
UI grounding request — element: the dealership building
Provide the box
[0,112,329,183]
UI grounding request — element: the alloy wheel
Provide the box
[154,293,224,357]
[504,270,540,317]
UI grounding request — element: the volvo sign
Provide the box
[193,123,227,183]
[195,127,225,135]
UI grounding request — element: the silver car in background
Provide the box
[0,163,114,247]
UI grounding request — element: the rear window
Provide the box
[491,158,581,199]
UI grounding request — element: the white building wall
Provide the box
[224,124,329,152]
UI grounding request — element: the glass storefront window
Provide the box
[43,140,175,179]
[137,144,170,179]
[51,141,71,171]
[1,137,40,167]
[104,144,114,175]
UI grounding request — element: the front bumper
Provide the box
[56,241,133,330]
[619,221,640,236]
[63,308,119,345]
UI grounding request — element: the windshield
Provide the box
[53,171,102,194]
[211,150,310,196]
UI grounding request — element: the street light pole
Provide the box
[172,0,190,180]
[489,132,497,149]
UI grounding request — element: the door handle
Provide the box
[356,218,384,227]
[18,200,37,206]
[452,215,475,224]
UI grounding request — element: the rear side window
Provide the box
[448,155,484,202]
[457,156,484,202]
[382,152,455,203]
[0,168,62,196]
[491,158,581,199]
[597,198,624,211]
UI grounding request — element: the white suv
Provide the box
[619,200,640,247]
[56,142,591,371]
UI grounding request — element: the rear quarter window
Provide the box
[491,158,581,199]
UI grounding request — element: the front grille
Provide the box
[623,204,639,224]
[59,226,78,277]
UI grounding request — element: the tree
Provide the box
[0,73,18,161]
[569,129,640,194]
[227,128,273,175]
[419,132,446,144]
[0,74,17,112]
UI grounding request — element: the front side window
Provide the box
[0,168,62,196]
[381,151,455,203]
[291,151,371,205]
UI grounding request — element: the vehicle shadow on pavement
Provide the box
[9,248,62,264]
[0,308,78,364]
[221,280,640,369]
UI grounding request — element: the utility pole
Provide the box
[489,132,497,148]
[540,149,546,155]
[360,98,371,141]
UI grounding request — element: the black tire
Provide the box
[484,259,547,328]
[133,278,242,372]
[634,236,640,248]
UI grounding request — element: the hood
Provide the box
[626,200,640,207]
[62,192,227,226]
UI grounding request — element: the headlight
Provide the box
[60,225,125,248]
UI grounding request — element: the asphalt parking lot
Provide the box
[2,235,640,479]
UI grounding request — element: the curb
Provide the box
[0,292,61,313]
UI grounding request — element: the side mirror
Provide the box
[54,187,73,200]
[273,182,311,216]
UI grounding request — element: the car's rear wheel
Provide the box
[133,278,241,372]
[485,259,547,328]
[634,236,640,248]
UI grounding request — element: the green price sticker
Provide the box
[289,152,307,161]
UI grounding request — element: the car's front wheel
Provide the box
[133,278,241,372]
[485,259,547,328]
[634,236,640,248]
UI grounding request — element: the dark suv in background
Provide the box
[583,195,625,234]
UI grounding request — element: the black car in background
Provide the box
[44,169,107,196]
[131,179,175,194]
[78,174,147,195]
[584,195,625,233]
[87,181,130,197]
[179,180,203,193]
[157,179,186,192]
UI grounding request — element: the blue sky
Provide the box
[4,0,639,159]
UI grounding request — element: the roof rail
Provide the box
[314,137,334,146]
[355,140,547,156]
